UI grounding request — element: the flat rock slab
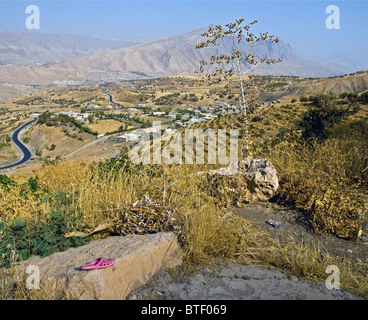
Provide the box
[15,231,182,300]
[128,262,365,300]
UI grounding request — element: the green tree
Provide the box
[195,18,281,157]
[299,94,351,141]
[88,114,94,124]
[360,92,368,104]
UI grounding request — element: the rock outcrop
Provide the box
[208,158,279,206]
[236,158,279,202]
[15,232,182,300]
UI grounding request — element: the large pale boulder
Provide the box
[208,158,279,206]
[14,231,182,300]
[236,158,279,202]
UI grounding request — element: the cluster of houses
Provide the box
[33,98,277,133]
[110,101,243,143]
[54,111,91,124]
[45,99,276,143]
[113,127,178,143]
[48,100,243,131]
[174,101,241,127]
[82,101,243,127]
[126,101,242,127]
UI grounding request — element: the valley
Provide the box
[1,71,368,176]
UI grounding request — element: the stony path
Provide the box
[127,261,364,300]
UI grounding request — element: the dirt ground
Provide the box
[232,202,368,263]
[127,202,367,300]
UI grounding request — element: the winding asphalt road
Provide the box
[101,91,125,108]
[1,92,121,172]
[0,119,35,170]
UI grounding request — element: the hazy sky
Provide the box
[0,1,367,62]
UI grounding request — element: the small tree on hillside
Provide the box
[195,18,281,157]
[299,94,352,142]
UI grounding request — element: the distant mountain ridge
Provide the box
[47,26,344,78]
[0,31,144,65]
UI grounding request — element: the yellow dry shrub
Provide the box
[35,160,91,194]
[0,185,46,223]
[31,159,142,227]
[74,165,140,227]
[309,188,367,239]
[259,138,368,239]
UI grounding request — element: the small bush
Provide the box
[0,175,16,192]
[298,94,351,141]
[0,210,88,268]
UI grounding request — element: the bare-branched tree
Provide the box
[195,18,282,158]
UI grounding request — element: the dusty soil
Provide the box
[127,202,367,300]
[232,202,368,263]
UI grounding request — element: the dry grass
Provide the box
[86,119,128,135]
[0,181,46,223]
[238,231,368,298]
[258,138,368,240]
[36,160,91,194]
[0,267,67,300]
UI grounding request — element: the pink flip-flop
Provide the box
[80,258,115,270]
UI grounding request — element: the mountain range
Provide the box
[0,27,366,98]
[0,31,143,65]
[46,27,343,79]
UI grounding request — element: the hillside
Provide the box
[0,31,144,99]
[27,27,345,79]
[24,123,95,159]
[258,71,368,102]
